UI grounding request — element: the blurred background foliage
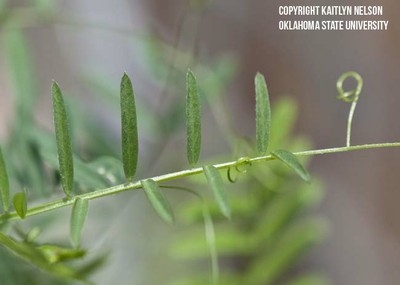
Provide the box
[1,0,400,285]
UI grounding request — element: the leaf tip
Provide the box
[122,72,129,80]
[51,80,60,95]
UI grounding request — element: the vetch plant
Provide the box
[0,68,399,284]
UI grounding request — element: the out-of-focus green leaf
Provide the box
[87,156,124,186]
[3,28,49,197]
[171,273,240,285]
[170,226,254,259]
[254,182,323,245]
[3,29,38,121]
[120,73,138,182]
[77,252,109,278]
[13,192,27,219]
[30,129,111,191]
[140,35,170,79]
[244,218,329,285]
[186,69,202,166]
[52,82,74,197]
[271,150,310,182]
[203,165,230,219]
[0,146,10,212]
[203,208,219,285]
[197,57,238,143]
[199,56,238,101]
[179,193,259,224]
[70,198,89,248]
[38,245,85,264]
[270,97,298,149]
[34,0,56,15]
[0,233,83,280]
[141,179,174,224]
[189,0,213,10]
[255,72,271,155]
[0,0,8,22]
[283,274,331,285]
[82,73,119,109]
[26,227,41,243]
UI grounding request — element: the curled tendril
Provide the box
[337,71,363,103]
[227,157,252,183]
[336,71,363,147]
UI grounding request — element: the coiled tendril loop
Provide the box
[336,71,363,147]
[227,157,252,183]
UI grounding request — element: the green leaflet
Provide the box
[271,150,310,182]
[70,198,89,248]
[203,165,231,219]
[255,72,271,155]
[141,179,174,224]
[52,82,74,197]
[120,73,138,182]
[186,69,202,166]
[0,146,10,212]
[13,192,27,219]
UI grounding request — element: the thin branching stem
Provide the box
[1,142,400,222]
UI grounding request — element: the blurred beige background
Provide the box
[1,0,400,284]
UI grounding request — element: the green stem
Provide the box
[2,142,400,222]
[346,101,357,147]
